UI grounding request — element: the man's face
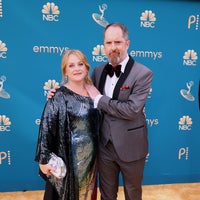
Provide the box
[104,26,130,66]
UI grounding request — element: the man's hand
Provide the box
[85,84,101,100]
[47,85,60,99]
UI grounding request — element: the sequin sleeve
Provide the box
[35,92,62,164]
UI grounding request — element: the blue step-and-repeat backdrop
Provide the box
[0,0,200,192]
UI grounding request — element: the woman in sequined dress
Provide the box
[35,50,99,200]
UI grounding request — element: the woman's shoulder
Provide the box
[55,85,67,94]
[52,85,67,100]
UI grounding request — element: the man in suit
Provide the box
[85,23,153,200]
[48,23,153,200]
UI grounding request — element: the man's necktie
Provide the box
[105,64,122,78]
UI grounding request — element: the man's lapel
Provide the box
[112,56,135,100]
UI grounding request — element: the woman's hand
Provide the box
[39,164,55,176]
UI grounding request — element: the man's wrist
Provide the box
[94,94,103,108]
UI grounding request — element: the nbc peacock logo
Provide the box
[0,40,7,58]
[140,10,156,28]
[0,115,11,132]
[178,115,192,131]
[42,2,60,21]
[43,79,59,96]
[183,50,198,66]
[92,44,107,62]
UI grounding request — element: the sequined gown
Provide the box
[35,86,99,200]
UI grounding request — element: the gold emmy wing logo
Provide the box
[42,2,60,21]
[140,10,156,28]
[92,4,109,27]
[0,75,10,99]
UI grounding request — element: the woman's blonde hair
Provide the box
[61,49,92,85]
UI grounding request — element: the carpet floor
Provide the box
[0,182,199,200]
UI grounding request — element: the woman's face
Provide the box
[65,54,88,83]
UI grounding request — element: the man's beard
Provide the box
[108,51,120,66]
